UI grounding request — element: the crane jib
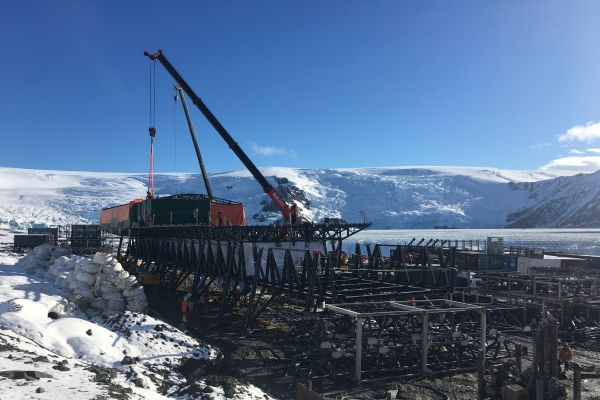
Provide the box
[144,50,291,221]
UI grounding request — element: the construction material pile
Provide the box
[16,243,70,274]
[16,245,147,315]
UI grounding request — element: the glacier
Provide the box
[0,165,594,230]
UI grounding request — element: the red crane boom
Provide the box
[144,50,292,223]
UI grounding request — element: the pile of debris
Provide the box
[16,245,147,315]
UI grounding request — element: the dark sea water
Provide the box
[347,229,600,255]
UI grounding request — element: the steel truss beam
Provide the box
[127,222,369,242]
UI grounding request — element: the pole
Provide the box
[573,363,582,400]
[421,312,429,372]
[478,309,487,400]
[355,317,363,382]
[175,86,213,199]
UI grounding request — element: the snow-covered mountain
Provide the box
[0,166,594,229]
[506,171,600,228]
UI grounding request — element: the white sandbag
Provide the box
[102,273,118,284]
[56,277,69,290]
[74,258,88,266]
[70,293,89,308]
[77,288,95,300]
[126,301,146,312]
[99,279,115,289]
[101,263,123,274]
[100,283,121,295]
[114,277,129,290]
[116,270,129,280]
[75,270,96,285]
[50,247,70,261]
[104,256,118,265]
[33,245,53,261]
[105,299,126,312]
[69,279,91,291]
[100,291,124,301]
[93,253,111,264]
[100,280,120,292]
[123,286,144,298]
[64,258,79,271]
[90,297,106,310]
[123,276,138,289]
[48,256,73,278]
[53,256,69,268]
[81,262,101,274]
[127,296,146,307]
[66,271,77,284]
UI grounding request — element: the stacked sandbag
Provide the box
[49,246,70,262]
[92,252,147,314]
[92,253,147,313]
[122,275,147,312]
[16,244,72,275]
[47,255,77,289]
[18,247,148,316]
[92,253,126,314]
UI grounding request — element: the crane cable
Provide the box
[173,86,180,193]
[173,87,178,174]
[148,59,157,198]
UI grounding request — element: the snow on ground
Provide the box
[0,245,277,400]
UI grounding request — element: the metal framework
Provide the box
[480,273,600,341]
[303,299,524,391]
[352,241,458,269]
[128,222,369,244]
[122,228,471,331]
[119,228,539,392]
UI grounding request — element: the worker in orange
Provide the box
[181,297,190,323]
[558,343,573,371]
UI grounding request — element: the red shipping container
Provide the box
[210,202,246,226]
[100,199,143,229]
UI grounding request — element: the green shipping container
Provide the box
[143,195,211,226]
[130,201,143,227]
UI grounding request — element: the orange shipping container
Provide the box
[210,202,246,226]
[100,199,143,229]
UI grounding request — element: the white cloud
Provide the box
[558,121,600,142]
[540,155,600,173]
[569,149,585,154]
[587,148,600,153]
[250,143,290,156]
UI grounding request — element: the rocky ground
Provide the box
[0,239,276,400]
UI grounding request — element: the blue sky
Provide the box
[2,1,600,173]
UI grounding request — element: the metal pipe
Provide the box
[478,309,487,400]
[421,312,429,372]
[355,317,363,382]
[573,362,581,400]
